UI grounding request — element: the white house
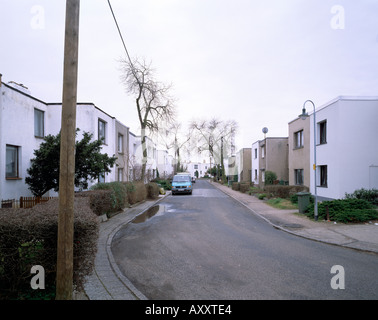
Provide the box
[306,96,378,200]
[251,141,259,185]
[157,149,174,179]
[185,161,210,178]
[0,75,128,200]
[129,133,158,181]
[1,79,51,199]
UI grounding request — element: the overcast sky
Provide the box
[1,0,378,152]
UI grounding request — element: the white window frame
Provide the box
[34,108,44,138]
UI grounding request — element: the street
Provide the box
[111,180,378,299]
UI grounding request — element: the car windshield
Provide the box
[173,175,190,182]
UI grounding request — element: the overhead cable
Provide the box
[107,0,133,66]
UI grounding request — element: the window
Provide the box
[98,119,106,143]
[318,165,328,187]
[261,145,265,158]
[6,145,20,179]
[194,164,198,169]
[99,173,105,183]
[254,148,257,159]
[294,130,303,149]
[118,134,124,153]
[294,169,304,185]
[34,108,44,138]
[318,121,327,145]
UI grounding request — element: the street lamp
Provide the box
[299,100,318,221]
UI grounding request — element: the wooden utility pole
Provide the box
[56,0,80,300]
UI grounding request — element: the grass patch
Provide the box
[266,198,298,210]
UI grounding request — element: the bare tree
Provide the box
[190,118,238,182]
[155,121,192,174]
[120,57,175,181]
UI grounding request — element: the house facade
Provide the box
[1,80,51,199]
[288,116,311,188]
[157,149,174,179]
[185,161,211,178]
[251,141,259,185]
[129,133,158,181]
[235,148,252,182]
[305,96,378,200]
[251,138,288,186]
[0,76,131,200]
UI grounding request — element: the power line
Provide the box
[107,0,133,66]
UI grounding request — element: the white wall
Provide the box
[0,83,48,199]
[251,141,259,185]
[0,83,120,200]
[310,97,378,199]
[186,161,210,178]
[46,103,118,187]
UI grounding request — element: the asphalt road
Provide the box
[111,180,378,300]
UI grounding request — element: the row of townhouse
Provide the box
[0,74,175,201]
[234,96,378,201]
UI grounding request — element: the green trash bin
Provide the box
[297,192,311,214]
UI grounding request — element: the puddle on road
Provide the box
[132,205,166,224]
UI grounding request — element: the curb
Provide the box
[104,193,170,300]
[211,182,378,254]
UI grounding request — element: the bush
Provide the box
[152,179,172,190]
[264,185,309,199]
[90,181,128,214]
[123,181,147,205]
[306,198,378,223]
[0,198,99,299]
[232,182,240,191]
[265,171,277,185]
[146,182,160,199]
[76,189,114,216]
[258,193,267,200]
[345,188,378,206]
[239,182,251,193]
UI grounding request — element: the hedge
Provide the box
[76,189,115,216]
[123,181,147,205]
[146,182,160,199]
[306,198,378,223]
[264,185,309,199]
[89,181,128,214]
[0,198,99,299]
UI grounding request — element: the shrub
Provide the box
[146,182,160,199]
[265,171,277,185]
[306,198,378,223]
[0,198,99,299]
[239,182,251,193]
[123,181,147,205]
[258,193,267,200]
[152,179,172,190]
[232,182,240,191]
[345,188,378,206]
[90,181,128,213]
[76,189,114,216]
[264,185,309,199]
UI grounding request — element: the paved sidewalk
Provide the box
[82,195,168,300]
[81,181,378,300]
[211,181,378,254]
